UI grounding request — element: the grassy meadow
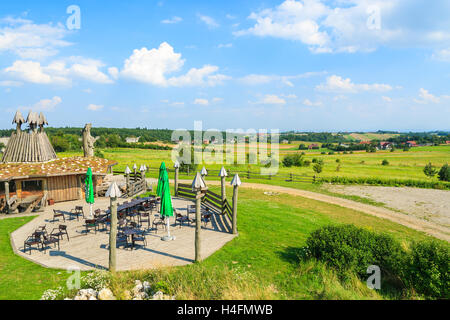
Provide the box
[59,144,450,181]
[2,187,444,300]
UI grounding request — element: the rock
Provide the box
[74,288,98,300]
[143,281,151,293]
[98,288,116,300]
[152,291,164,300]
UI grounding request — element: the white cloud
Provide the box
[235,0,450,54]
[217,43,233,48]
[198,14,219,28]
[239,71,326,86]
[0,17,71,59]
[4,57,114,85]
[108,67,119,80]
[212,97,223,103]
[194,98,209,106]
[432,48,450,62]
[87,104,104,111]
[258,94,286,105]
[121,43,184,86]
[414,88,440,104]
[316,75,392,93]
[382,96,392,102]
[20,96,62,111]
[161,16,183,24]
[120,42,229,87]
[0,80,22,87]
[303,98,322,106]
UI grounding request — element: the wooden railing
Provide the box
[176,183,233,233]
[126,179,147,197]
[113,167,317,183]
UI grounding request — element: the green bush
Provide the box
[306,225,404,279]
[405,241,449,299]
[305,225,450,299]
[438,164,450,182]
[382,159,389,166]
[319,176,450,190]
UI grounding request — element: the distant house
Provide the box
[406,141,418,147]
[0,137,10,146]
[125,137,140,143]
[446,141,450,145]
[379,141,393,150]
[308,143,320,149]
[281,139,289,144]
[203,139,210,145]
[359,141,371,145]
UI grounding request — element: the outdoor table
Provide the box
[123,228,143,250]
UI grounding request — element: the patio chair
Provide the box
[152,215,166,234]
[24,232,42,255]
[41,234,60,253]
[50,225,69,241]
[187,204,196,219]
[53,209,65,222]
[202,213,212,228]
[175,209,191,228]
[116,231,130,250]
[118,218,127,231]
[132,233,147,249]
[70,206,84,221]
[84,219,98,234]
[138,208,151,230]
[97,216,110,231]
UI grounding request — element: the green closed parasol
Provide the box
[85,167,95,217]
[157,162,175,241]
[156,162,167,197]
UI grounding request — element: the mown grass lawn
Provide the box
[0,217,68,300]
[104,187,442,300]
[0,187,444,300]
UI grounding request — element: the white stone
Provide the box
[98,288,116,300]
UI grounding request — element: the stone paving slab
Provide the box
[10,197,236,271]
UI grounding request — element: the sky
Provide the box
[0,0,449,132]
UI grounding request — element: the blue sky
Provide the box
[0,0,449,132]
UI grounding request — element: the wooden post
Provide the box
[230,174,241,235]
[126,173,130,193]
[195,190,202,262]
[174,167,179,196]
[42,179,48,207]
[109,195,118,272]
[4,181,10,213]
[221,176,226,203]
[290,173,293,182]
[232,185,238,235]
[247,170,250,179]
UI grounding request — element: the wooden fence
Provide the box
[176,183,233,233]
[113,167,317,184]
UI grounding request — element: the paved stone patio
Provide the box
[10,197,236,271]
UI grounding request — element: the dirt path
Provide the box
[168,179,449,242]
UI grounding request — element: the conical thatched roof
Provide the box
[2,110,57,163]
[12,110,25,126]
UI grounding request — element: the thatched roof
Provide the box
[0,156,117,182]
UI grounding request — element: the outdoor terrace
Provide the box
[10,196,236,271]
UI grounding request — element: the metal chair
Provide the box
[50,225,69,241]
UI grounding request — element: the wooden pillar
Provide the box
[126,173,130,193]
[221,176,226,203]
[42,179,48,207]
[109,196,118,272]
[4,181,10,213]
[77,176,83,200]
[174,167,179,196]
[16,180,22,200]
[232,185,238,235]
[195,191,202,262]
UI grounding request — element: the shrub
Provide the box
[94,150,105,158]
[282,153,307,167]
[306,225,405,279]
[406,241,449,298]
[313,163,323,175]
[381,159,389,166]
[438,164,450,182]
[423,162,437,179]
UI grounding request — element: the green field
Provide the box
[60,145,450,181]
[2,187,443,300]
